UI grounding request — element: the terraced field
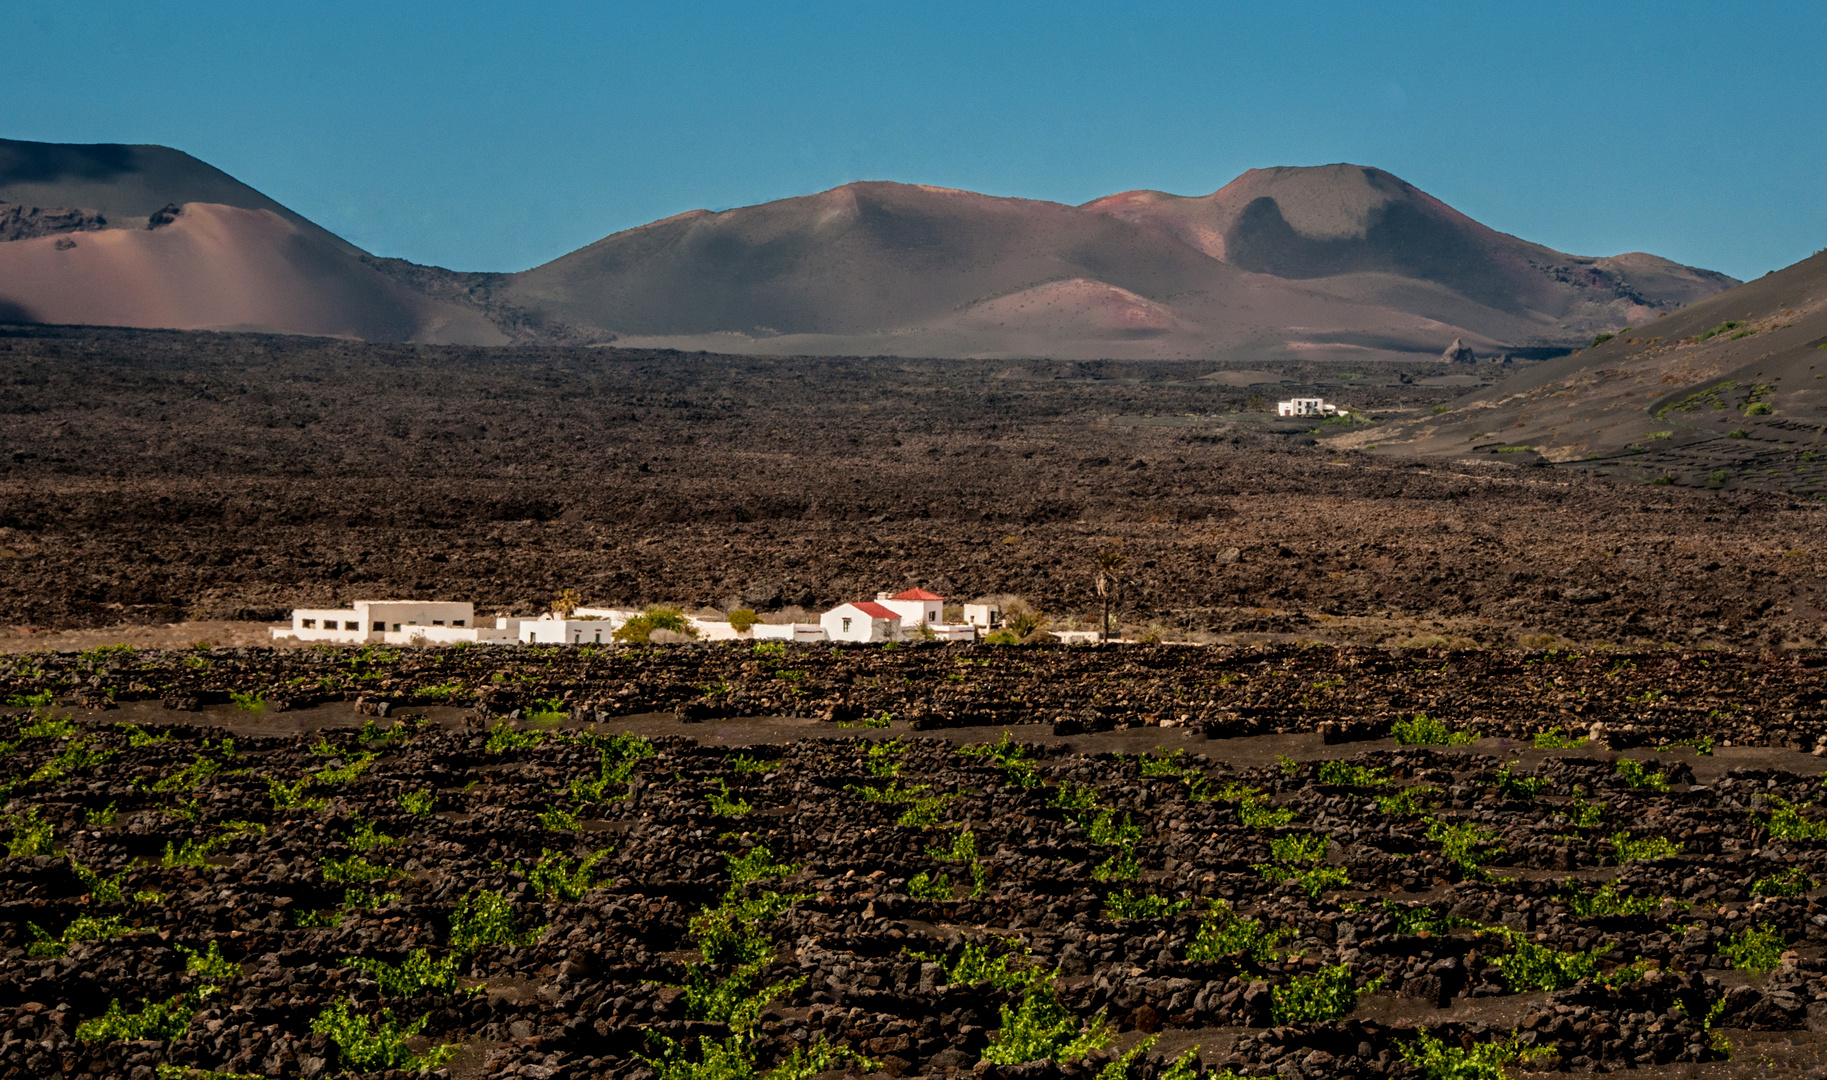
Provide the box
[0,642,1821,1080]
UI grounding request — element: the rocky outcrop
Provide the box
[0,202,108,242]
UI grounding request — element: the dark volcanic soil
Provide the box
[2,326,1826,651]
[0,687,1820,1080]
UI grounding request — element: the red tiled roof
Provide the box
[851,601,900,620]
[891,588,945,601]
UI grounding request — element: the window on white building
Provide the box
[841,618,852,632]
[928,611,936,621]
[453,620,465,627]
[432,620,445,626]
[344,621,358,631]
[373,622,385,632]
[302,618,316,629]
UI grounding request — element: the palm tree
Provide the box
[552,588,580,619]
[1094,548,1127,643]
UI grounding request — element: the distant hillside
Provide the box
[1354,247,1827,493]
[1083,165,1736,348]
[0,139,1738,357]
[0,138,503,343]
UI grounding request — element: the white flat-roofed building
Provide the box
[277,600,484,643]
[1277,397,1342,417]
[963,602,1003,632]
[519,614,621,645]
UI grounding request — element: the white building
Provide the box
[1277,397,1344,417]
[963,602,1003,632]
[821,601,902,643]
[519,615,622,645]
[877,589,943,627]
[276,601,514,644]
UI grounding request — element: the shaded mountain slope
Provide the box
[0,137,349,248]
[504,180,1562,361]
[0,139,504,343]
[1084,164,1737,347]
[1353,247,1827,492]
[0,202,504,343]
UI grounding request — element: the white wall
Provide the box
[963,603,1002,630]
[752,623,826,642]
[277,608,366,642]
[520,617,619,645]
[356,601,477,636]
[822,605,897,642]
[878,594,943,626]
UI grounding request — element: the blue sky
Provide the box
[4,0,1823,278]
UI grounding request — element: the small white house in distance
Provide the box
[276,600,490,644]
[878,588,943,626]
[822,601,901,642]
[520,615,620,645]
[1277,397,1344,417]
[963,603,1003,632]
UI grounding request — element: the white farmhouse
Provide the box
[877,589,943,627]
[275,601,517,644]
[519,615,622,645]
[821,601,901,642]
[1277,397,1344,417]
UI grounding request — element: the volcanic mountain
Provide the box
[1352,245,1827,491]
[0,138,504,343]
[0,138,1737,357]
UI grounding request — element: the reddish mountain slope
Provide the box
[0,203,503,342]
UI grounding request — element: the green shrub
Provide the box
[227,691,264,714]
[727,844,796,887]
[1399,1029,1546,1080]
[1565,882,1683,918]
[27,914,139,958]
[76,991,204,1042]
[1489,928,1610,991]
[1532,727,1587,749]
[449,889,545,951]
[1755,796,1827,841]
[614,606,698,643]
[1391,713,1476,746]
[708,778,753,817]
[929,828,979,863]
[1722,923,1784,973]
[1610,832,1681,862]
[1375,784,1438,816]
[980,970,1110,1065]
[728,609,759,633]
[1185,900,1293,964]
[70,856,128,905]
[19,714,76,739]
[1426,818,1504,875]
[526,847,610,900]
[1220,782,1295,827]
[398,788,435,816]
[1272,964,1376,1024]
[310,998,457,1072]
[6,691,54,709]
[907,871,953,899]
[1105,889,1192,919]
[485,720,546,753]
[343,947,466,997]
[266,775,327,811]
[177,941,242,980]
[1614,758,1670,792]
[321,854,396,884]
[1493,764,1547,800]
[1317,760,1389,787]
[1085,808,1143,848]
[1750,868,1815,898]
